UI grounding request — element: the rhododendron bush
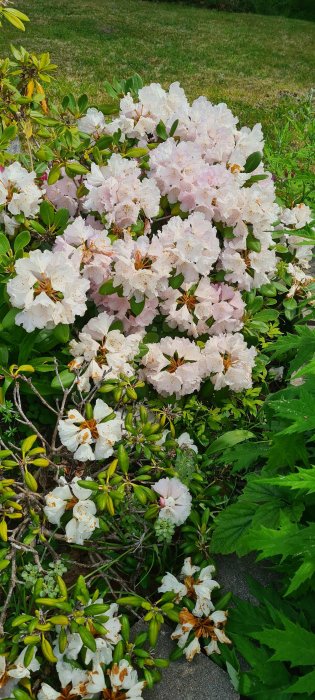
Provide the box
[0,14,314,699]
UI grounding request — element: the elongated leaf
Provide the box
[205,430,255,456]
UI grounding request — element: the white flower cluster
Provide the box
[0,162,43,235]
[57,399,123,462]
[6,82,313,397]
[44,476,99,544]
[36,602,145,699]
[7,249,89,332]
[159,557,231,661]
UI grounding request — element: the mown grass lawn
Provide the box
[0,0,314,132]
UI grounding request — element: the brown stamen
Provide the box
[179,609,226,641]
[177,292,197,312]
[33,275,62,303]
[167,355,186,374]
[0,671,10,689]
[134,250,153,270]
[183,575,197,598]
[241,251,251,268]
[229,163,241,174]
[223,353,233,371]
[57,684,82,700]
[102,691,126,700]
[80,418,99,439]
[65,496,79,511]
[96,343,108,366]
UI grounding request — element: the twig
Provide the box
[0,552,16,635]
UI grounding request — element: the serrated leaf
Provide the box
[261,467,315,495]
[252,617,315,667]
[285,669,315,695]
[285,558,315,596]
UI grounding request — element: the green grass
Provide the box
[1,0,315,131]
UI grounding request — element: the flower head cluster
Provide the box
[38,658,145,700]
[57,399,123,461]
[84,154,160,228]
[7,249,89,332]
[159,558,231,660]
[7,81,311,400]
[69,310,143,391]
[141,337,204,398]
[152,477,192,526]
[0,162,42,233]
[172,607,231,661]
[0,649,39,699]
[158,557,220,616]
[44,476,99,544]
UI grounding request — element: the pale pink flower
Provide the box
[112,233,171,301]
[46,169,79,217]
[152,477,192,525]
[84,154,160,227]
[141,336,204,397]
[201,333,257,391]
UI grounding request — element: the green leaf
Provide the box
[66,162,88,175]
[125,147,148,158]
[285,558,315,596]
[211,501,257,555]
[244,151,262,173]
[51,369,75,390]
[243,174,268,187]
[53,324,70,344]
[14,230,31,253]
[0,233,10,255]
[245,522,315,564]
[47,164,61,186]
[99,279,119,296]
[285,669,315,695]
[261,467,315,495]
[40,200,55,227]
[0,308,19,331]
[169,119,179,137]
[252,617,315,667]
[78,626,96,652]
[129,296,145,316]
[156,120,168,141]
[246,232,261,253]
[169,272,185,289]
[205,430,255,456]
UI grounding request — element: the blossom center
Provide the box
[0,669,10,688]
[80,418,99,439]
[134,250,153,270]
[96,342,108,366]
[5,182,16,203]
[179,608,224,640]
[166,352,186,373]
[33,275,63,303]
[102,691,127,700]
[229,163,242,174]
[241,251,251,268]
[65,496,79,511]
[183,575,197,598]
[177,292,197,312]
[57,685,81,700]
[223,353,233,371]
